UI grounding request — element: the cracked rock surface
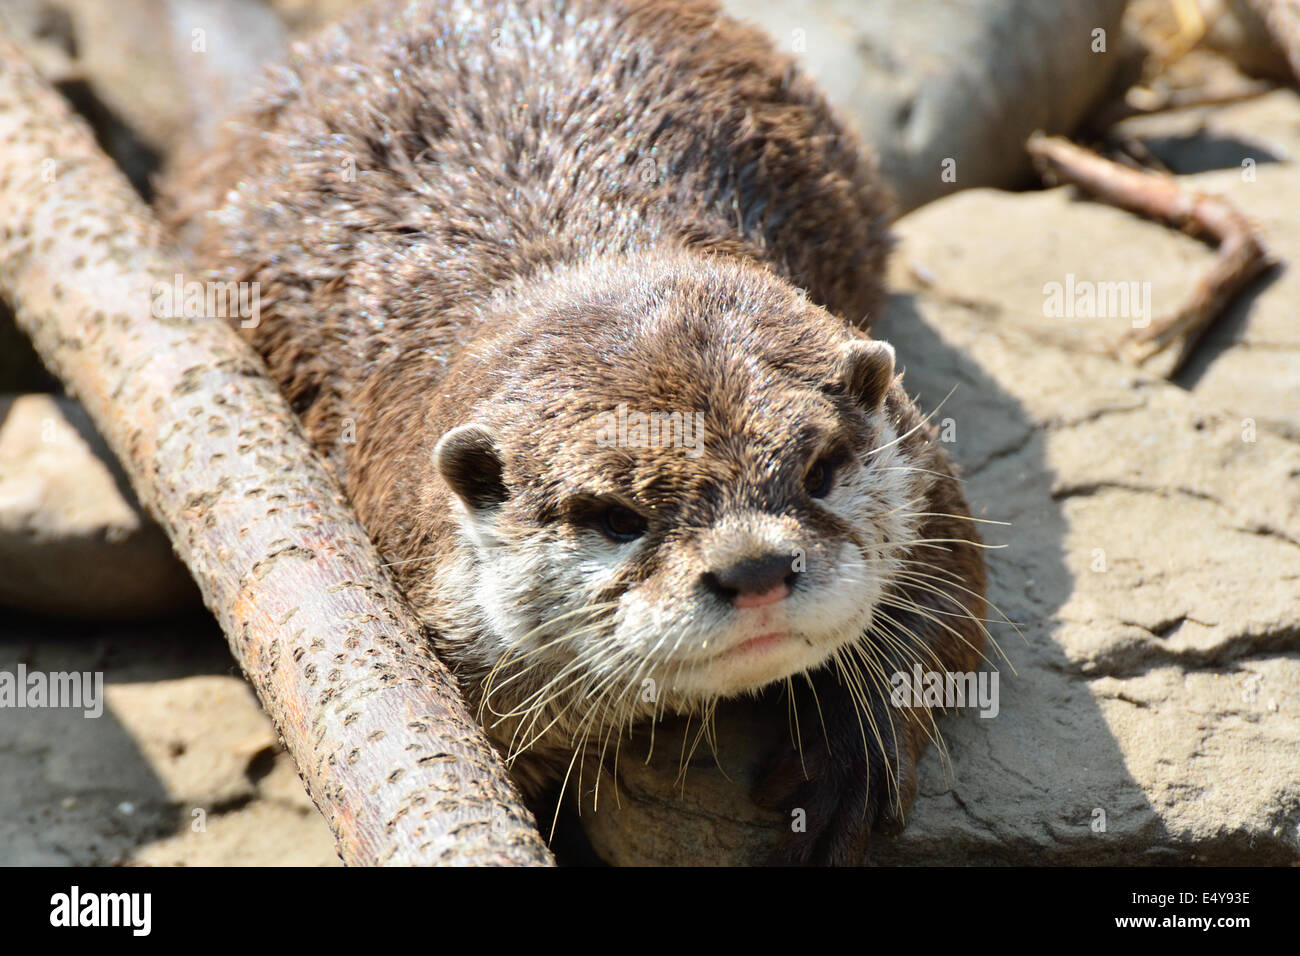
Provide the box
[868,289,1300,864]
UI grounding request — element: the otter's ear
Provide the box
[837,338,896,410]
[434,423,508,510]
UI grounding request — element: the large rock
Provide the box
[0,394,199,618]
[868,292,1300,864]
[723,0,1132,212]
[893,92,1300,441]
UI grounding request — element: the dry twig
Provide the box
[1026,131,1275,375]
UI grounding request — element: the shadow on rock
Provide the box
[0,612,269,864]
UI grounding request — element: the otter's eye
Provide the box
[804,457,836,498]
[599,504,648,542]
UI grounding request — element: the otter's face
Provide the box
[430,269,931,738]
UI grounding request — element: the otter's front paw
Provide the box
[753,684,916,866]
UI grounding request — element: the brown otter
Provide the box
[163,0,988,864]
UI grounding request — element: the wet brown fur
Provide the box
[162,0,987,864]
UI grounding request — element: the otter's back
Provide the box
[163,0,891,446]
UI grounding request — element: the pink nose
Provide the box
[733,581,790,608]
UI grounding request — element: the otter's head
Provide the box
[426,253,935,751]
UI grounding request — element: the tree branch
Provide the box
[0,29,551,866]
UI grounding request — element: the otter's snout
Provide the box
[701,552,795,607]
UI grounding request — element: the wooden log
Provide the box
[0,28,551,867]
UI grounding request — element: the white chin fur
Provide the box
[611,409,920,707]
[621,546,879,703]
[671,616,872,699]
